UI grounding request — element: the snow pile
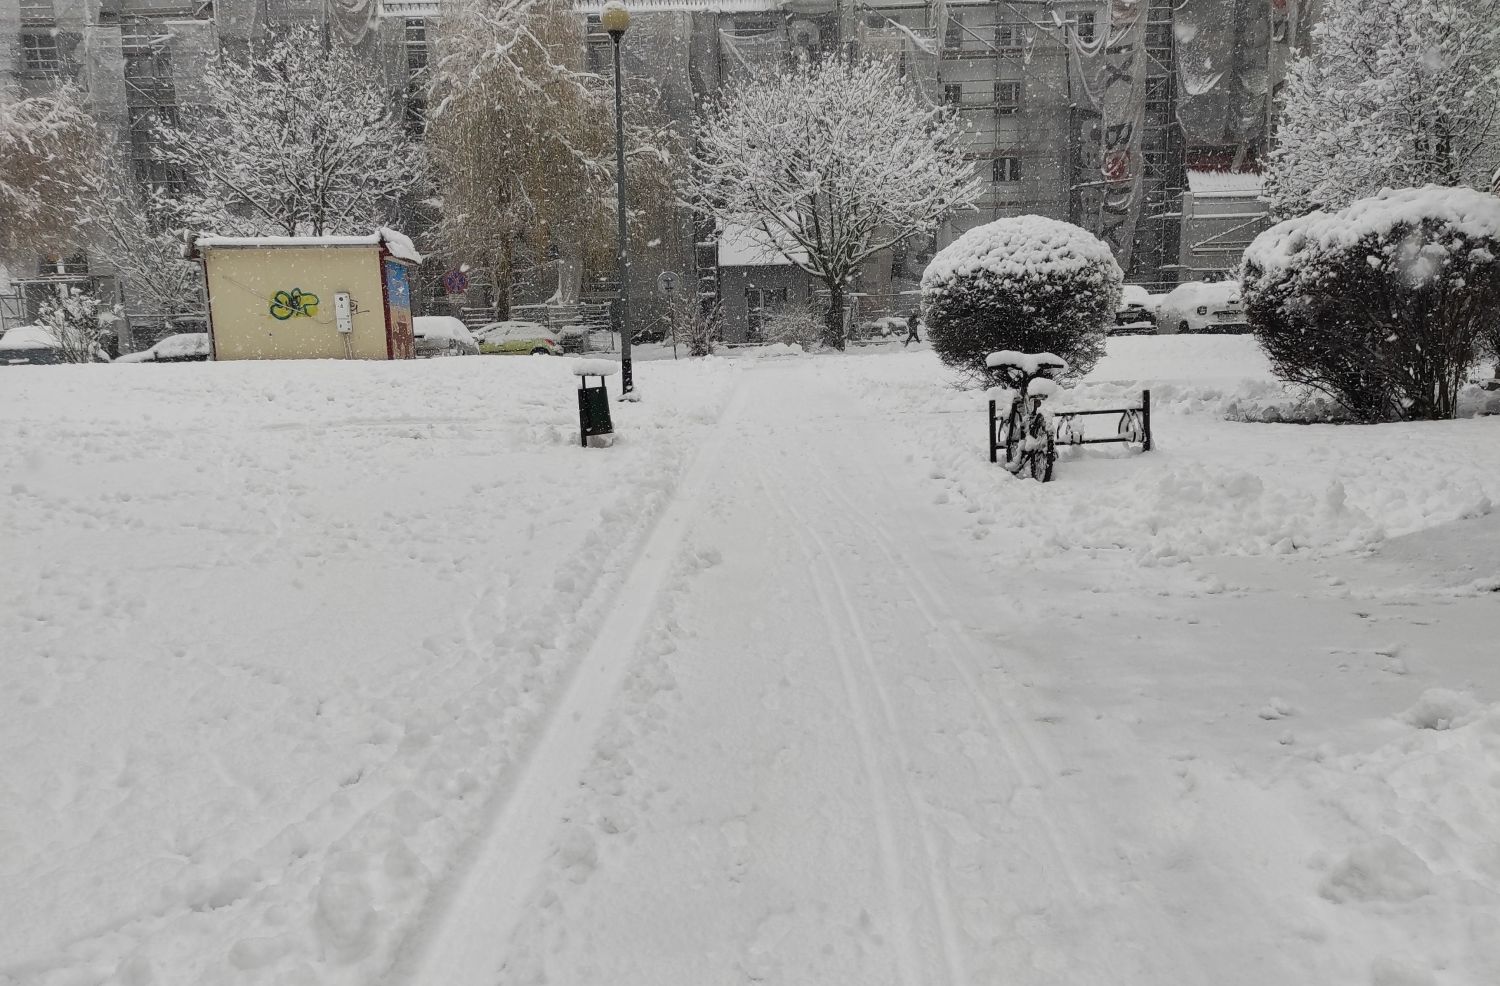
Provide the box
[1244,185,1500,277]
[0,355,736,984]
[153,332,210,359]
[921,214,1120,291]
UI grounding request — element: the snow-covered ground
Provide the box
[2,340,1498,986]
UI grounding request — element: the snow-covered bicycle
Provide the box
[986,350,1068,482]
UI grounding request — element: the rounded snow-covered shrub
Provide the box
[921,216,1122,379]
[1243,185,1500,422]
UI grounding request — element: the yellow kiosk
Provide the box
[189,229,421,361]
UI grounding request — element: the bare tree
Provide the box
[76,164,202,318]
[426,0,677,315]
[682,58,979,349]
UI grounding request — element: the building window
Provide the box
[37,252,89,277]
[996,81,1022,115]
[993,156,1022,182]
[20,0,55,22]
[943,83,962,106]
[731,13,780,36]
[21,32,61,74]
[994,21,1022,49]
[122,20,184,193]
[944,12,963,50]
[1065,11,1097,43]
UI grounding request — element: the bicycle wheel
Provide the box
[1002,407,1027,473]
[1031,437,1055,482]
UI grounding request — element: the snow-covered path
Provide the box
[408,359,1494,986]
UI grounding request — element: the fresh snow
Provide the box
[922,214,1121,290]
[1245,185,1500,276]
[985,350,1067,374]
[3,339,1499,986]
[193,228,424,264]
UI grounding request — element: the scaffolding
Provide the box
[1129,0,1183,289]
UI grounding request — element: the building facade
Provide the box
[575,0,1316,341]
[0,0,425,342]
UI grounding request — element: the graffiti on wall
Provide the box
[269,289,320,321]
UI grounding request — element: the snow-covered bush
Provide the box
[35,287,122,363]
[762,301,824,350]
[921,216,1122,379]
[1242,186,1500,422]
[669,294,722,357]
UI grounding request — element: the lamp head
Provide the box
[601,0,629,37]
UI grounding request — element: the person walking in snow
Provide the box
[903,311,921,346]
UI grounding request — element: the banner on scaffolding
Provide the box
[1068,0,1149,271]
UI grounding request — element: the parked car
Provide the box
[114,333,211,363]
[474,320,562,355]
[412,316,480,357]
[1112,285,1158,335]
[1157,280,1248,334]
[855,315,908,339]
[0,325,110,365]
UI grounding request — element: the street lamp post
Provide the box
[602,0,635,399]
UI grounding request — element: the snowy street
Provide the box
[3,343,1500,985]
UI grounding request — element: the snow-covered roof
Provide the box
[718,223,803,268]
[1186,169,1265,197]
[1244,185,1500,276]
[194,228,424,264]
[412,316,473,342]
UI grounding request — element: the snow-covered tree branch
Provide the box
[1267,0,1500,218]
[681,58,979,349]
[0,86,100,263]
[155,26,425,237]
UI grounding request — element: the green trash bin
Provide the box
[573,361,619,446]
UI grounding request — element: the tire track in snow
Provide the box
[805,426,1220,982]
[753,447,966,986]
[809,454,1092,897]
[388,377,753,986]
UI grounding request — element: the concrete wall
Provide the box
[203,245,409,360]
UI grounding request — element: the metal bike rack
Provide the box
[990,389,1152,465]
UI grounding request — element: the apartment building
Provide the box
[0,0,423,335]
[577,0,1313,339]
